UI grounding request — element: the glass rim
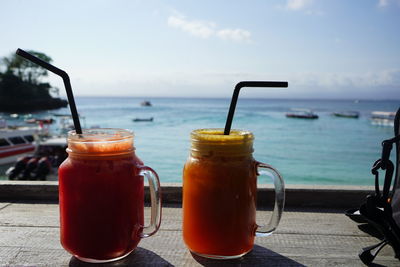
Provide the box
[191,128,254,144]
[66,128,135,156]
[67,128,134,142]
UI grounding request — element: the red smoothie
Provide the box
[58,129,146,262]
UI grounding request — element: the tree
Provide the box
[1,50,52,84]
[0,50,68,112]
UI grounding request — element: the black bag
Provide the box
[354,107,400,264]
[392,108,400,242]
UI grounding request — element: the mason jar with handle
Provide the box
[58,128,161,263]
[182,128,285,259]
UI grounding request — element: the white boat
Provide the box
[0,126,37,165]
[333,111,360,119]
[1,116,69,180]
[371,111,396,127]
[5,137,67,181]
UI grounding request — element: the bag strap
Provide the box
[393,108,400,192]
[359,108,400,264]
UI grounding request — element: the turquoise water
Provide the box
[1,97,399,185]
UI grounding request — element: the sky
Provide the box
[0,0,399,99]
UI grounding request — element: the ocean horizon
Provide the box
[1,97,399,185]
[72,95,400,101]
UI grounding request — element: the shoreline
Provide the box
[0,181,373,209]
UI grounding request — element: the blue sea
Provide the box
[1,97,399,185]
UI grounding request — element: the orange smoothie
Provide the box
[183,129,258,258]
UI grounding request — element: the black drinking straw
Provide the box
[224,81,288,135]
[16,48,82,134]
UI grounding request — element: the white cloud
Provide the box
[167,14,251,42]
[283,0,323,16]
[56,68,400,99]
[378,0,389,7]
[289,69,400,88]
[167,15,215,39]
[286,0,313,10]
[216,29,251,42]
[378,0,400,7]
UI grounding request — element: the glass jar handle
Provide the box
[255,162,285,236]
[139,166,162,238]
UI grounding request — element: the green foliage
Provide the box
[0,50,67,112]
[1,50,52,84]
[0,72,51,100]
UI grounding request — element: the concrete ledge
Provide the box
[0,181,59,201]
[0,181,374,209]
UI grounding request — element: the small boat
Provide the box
[9,113,19,119]
[140,101,152,107]
[25,118,55,124]
[0,127,37,165]
[286,109,318,119]
[333,111,360,119]
[371,111,396,127]
[5,137,67,181]
[133,117,154,122]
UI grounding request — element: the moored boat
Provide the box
[5,137,67,181]
[0,127,37,166]
[133,117,154,122]
[333,111,360,118]
[286,109,319,119]
[371,111,395,127]
[140,101,152,107]
[25,118,55,124]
